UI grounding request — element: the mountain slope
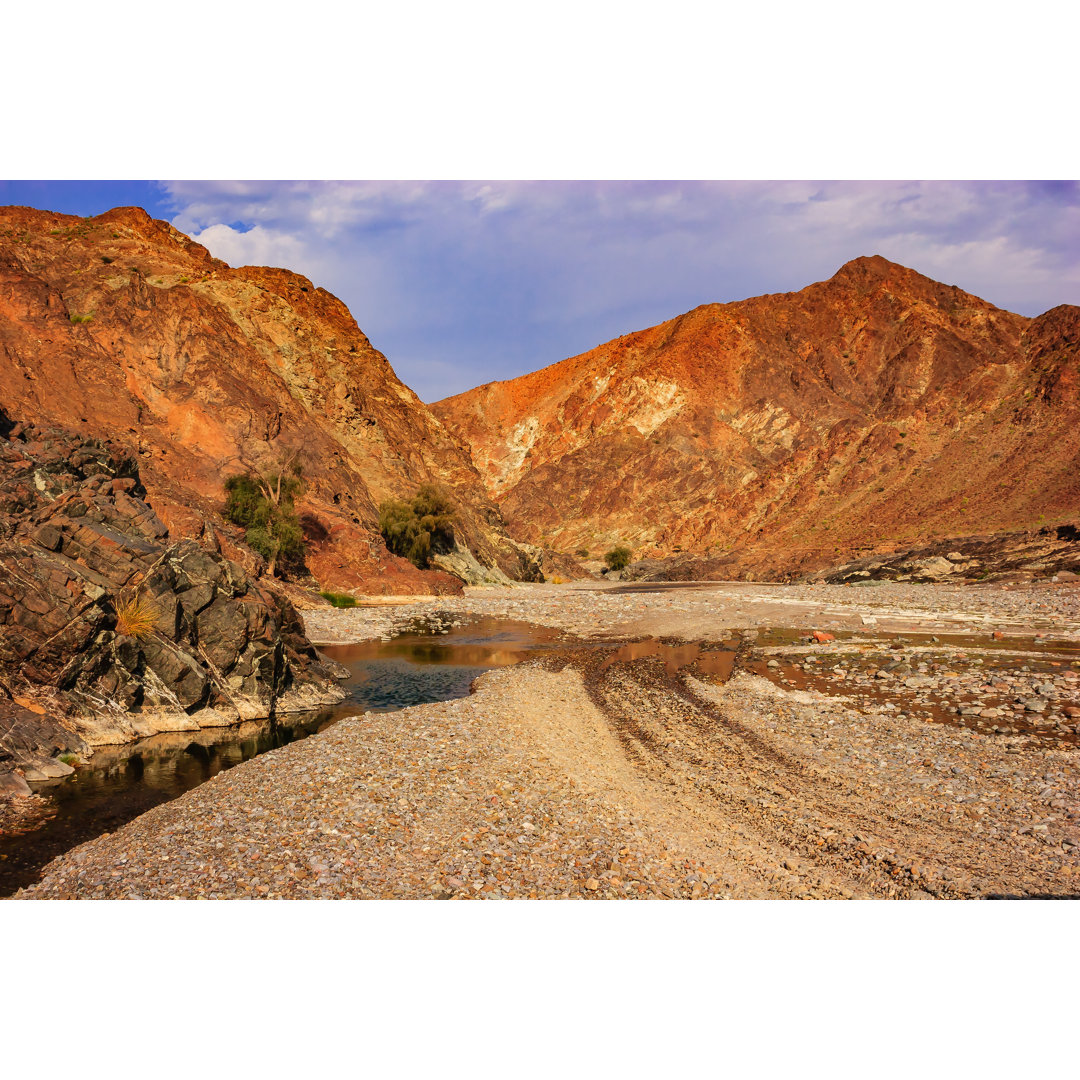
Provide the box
[433,256,1080,578]
[0,205,538,591]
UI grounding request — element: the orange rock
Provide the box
[0,205,532,593]
[812,631,836,643]
[434,255,1080,580]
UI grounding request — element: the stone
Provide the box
[21,759,75,781]
[0,769,32,798]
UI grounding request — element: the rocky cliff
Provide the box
[0,420,348,782]
[0,205,539,592]
[434,257,1080,579]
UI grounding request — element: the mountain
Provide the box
[433,256,1080,579]
[0,205,540,592]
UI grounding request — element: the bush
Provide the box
[379,484,456,569]
[320,591,357,608]
[604,545,633,571]
[224,461,306,577]
[575,548,589,559]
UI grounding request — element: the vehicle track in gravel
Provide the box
[543,644,1077,899]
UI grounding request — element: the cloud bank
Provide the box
[162,181,1079,402]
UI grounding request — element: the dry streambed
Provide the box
[17,630,1079,900]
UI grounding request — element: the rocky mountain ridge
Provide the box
[434,256,1079,580]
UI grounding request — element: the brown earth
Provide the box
[434,256,1080,579]
[0,204,539,594]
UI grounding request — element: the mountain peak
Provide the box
[828,254,923,286]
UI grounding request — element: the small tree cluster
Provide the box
[379,484,456,569]
[224,461,305,577]
[604,545,633,571]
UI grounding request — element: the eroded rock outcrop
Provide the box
[797,523,1080,585]
[0,422,346,781]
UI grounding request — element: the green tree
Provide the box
[379,484,456,569]
[604,545,633,571]
[224,457,306,577]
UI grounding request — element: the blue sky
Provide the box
[2,179,1077,402]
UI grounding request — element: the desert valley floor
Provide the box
[15,579,1079,900]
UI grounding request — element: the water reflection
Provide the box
[600,637,739,678]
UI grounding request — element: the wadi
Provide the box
[2,204,1077,899]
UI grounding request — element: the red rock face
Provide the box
[434,256,1080,579]
[0,205,533,593]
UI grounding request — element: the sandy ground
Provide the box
[16,580,1080,899]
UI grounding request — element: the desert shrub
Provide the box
[378,484,456,569]
[224,462,306,577]
[69,313,93,324]
[114,593,159,639]
[604,545,633,571]
[575,548,589,558]
[320,591,357,608]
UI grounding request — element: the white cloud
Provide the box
[191,223,312,273]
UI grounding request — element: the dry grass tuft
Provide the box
[114,594,159,639]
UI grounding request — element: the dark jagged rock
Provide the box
[0,422,345,781]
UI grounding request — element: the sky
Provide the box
[1,179,1077,402]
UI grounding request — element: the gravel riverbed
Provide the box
[15,580,1080,899]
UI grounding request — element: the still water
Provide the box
[0,617,561,896]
